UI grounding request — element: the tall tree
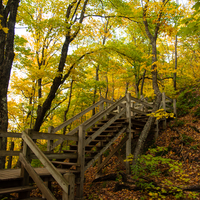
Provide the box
[0,0,20,169]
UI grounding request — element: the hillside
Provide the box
[28,87,200,200]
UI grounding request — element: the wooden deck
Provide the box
[0,167,76,189]
[0,168,75,181]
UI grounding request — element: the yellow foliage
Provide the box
[147,109,174,120]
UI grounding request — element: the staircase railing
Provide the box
[19,129,76,200]
[0,93,177,200]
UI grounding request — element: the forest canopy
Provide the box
[0,0,198,133]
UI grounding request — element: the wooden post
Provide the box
[162,92,167,130]
[20,129,32,199]
[7,141,14,169]
[47,126,54,152]
[126,93,131,174]
[131,101,134,116]
[62,172,75,200]
[173,99,177,117]
[76,125,85,199]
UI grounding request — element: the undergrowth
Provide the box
[129,147,198,199]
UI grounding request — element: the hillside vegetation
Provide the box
[27,86,200,199]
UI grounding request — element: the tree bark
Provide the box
[174,35,177,90]
[92,65,99,115]
[0,0,20,169]
[140,69,146,96]
[132,93,162,166]
[33,0,89,131]
[132,0,169,166]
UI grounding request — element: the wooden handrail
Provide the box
[130,96,154,108]
[84,127,127,171]
[84,96,126,129]
[21,131,69,194]
[0,130,77,141]
[52,99,105,133]
[19,153,57,200]
[85,108,126,146]
[0,131,21,138]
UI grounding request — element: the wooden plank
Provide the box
[85,109,126,146]
[101,97,126,108]
[97,134,129,173]
[52,100,104,133]
[130,107,147,115]
[0,150,21,156]
[19,153,56,200]
[84,127,127,172]
[0,185,36,195]
[0,130,77,141]
[130,96,154,108]
[31,153,77,160]
[21,131,69,194]
[31,132,78,141]
[0,131,21,138]
[65,110,106,138]
[84,97,126,129]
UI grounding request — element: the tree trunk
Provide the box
[33,0,89,131]
[132,93,162,166]
[131,0,168,166]
[0,0,20,169]
[140,69,146,96]
[92,65,99,115]
[174,35,177,90]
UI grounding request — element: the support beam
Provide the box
[97,135,128,173]
[21,131,69,195]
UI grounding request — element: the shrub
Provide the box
[177,88,200,116]
[128,147,195,199]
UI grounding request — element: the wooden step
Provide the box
[0,185,36,195]
[21,198,44,200]
[86,135,113,140]
[70,145,99,151]
[89,139,108,145]
[63,149,98,154]
[51,161,80,168]
[92,125,121,131]
[87,130,116,135]
[96,122,126,127]
[100,118,127,123]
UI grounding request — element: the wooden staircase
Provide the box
[0,93,176,200]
